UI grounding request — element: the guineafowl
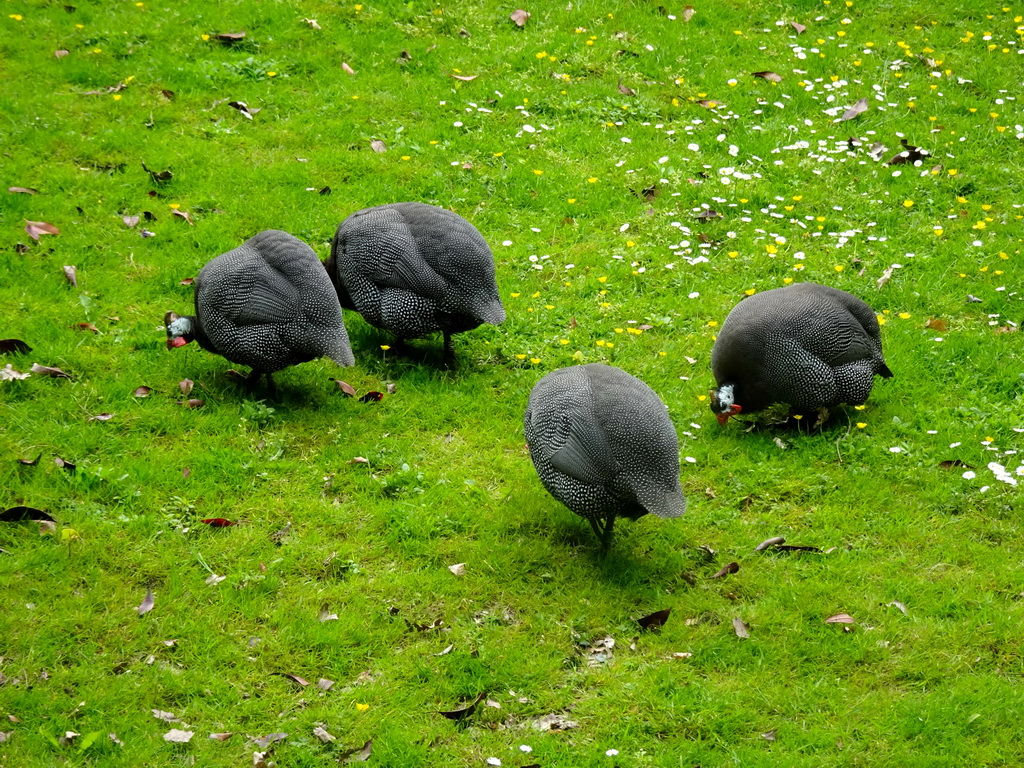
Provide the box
[524,364,686,548]
[324,202,505,363]
[165,229,354,387]
[710,282,892,425]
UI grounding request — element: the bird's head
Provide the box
[164,311,194,349]
[710,384,742,425]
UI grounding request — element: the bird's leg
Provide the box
[814,407,830,429]
[442,331,457,367]
[588,515,616,551]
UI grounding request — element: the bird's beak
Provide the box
[166,336,188,349]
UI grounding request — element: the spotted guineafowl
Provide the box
[324,202,505,363]
[710,282,892,425]
[165,229,354,387]
[524,364,687,548]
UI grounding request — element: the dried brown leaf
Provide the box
[370,139,387,153]
[302,17,321,30]
[886,600,908,615]
[342,62,356,75]
[152,709,179,723]
[617,78,636,96]
[439,692,486,720]
[171,209,194,225]
[338,739,373,763]
[163,729,193,743]
[30,362,71,379]
[791,21,806,34]
[317,678,334,691]
[732,617,750,638]
[711,561,740,579]
[179,379,194,396]
[762,729,778,742]
[334,379,357,396]
[273,672,309,687]
[451,73,478,82]
[637,608,671,631]
[510,9,530,27]
[252,732,288,749]
[825,613,855,625]
[133,385,153,397]
[138,589,155,616]
[682,5,695,22]
[839,97,869,122]
[55,49,70,59]
[752,71,783,83]
[54,456,76,472]
[141,162,173,182]
[312,726,335,743]
[925,317,947,332]
[755,536,786,551]
[448,562,466,577]
[215,31,246,42]
[208,732,235,741]
[122,215,140,228]
[24,221,60,241]
[939,459,973,470]
[696,99,721,108]
[88,412,114,422]
[9,187,38,195]
[319,607,339,622]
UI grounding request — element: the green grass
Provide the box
[2,0,1023,765]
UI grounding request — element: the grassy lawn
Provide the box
[2,0,1023,765]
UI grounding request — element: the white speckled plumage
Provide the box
[325,202,505,358]
[710,282,892,421]
[166,230,353,379]
[524,364,686,546]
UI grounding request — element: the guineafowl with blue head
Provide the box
[524,364,687,549]
[324,202,505,363]
[165,229,354,387]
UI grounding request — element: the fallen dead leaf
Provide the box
[138,589,155,616]
[637,608,671,631]
[451,73,478,82]
[302,17,321,30]
[761,729,778,742]
[163,729,193,743]
[133,386,153,397]
[317,678,334,691]
[152,709,179,723]
[63,265,78,286]
[370,139,387,153]
[88,412,114,422]
[334,379,356,397]
[141,162,173,183]
[682,5,695,22]
[272,672,309,687]
[9,186,38,195]
[122,215,140,228]
[342,62,356,75]
[617,78,636,96]
[711,562,739,579]
[215,31,246,43]
[251,732,288,750]
[925,317,948,332]
[319,607,339,622]
[202,518,235,527]
[438,692,486,720]
[886,138,927,166]
[171,209,194,225]
[825,613,855,625]
[209,732,235,741]
[885,600,908,615]
[338,738,373,763]
[25,221,60,241]
[791,21,806,34]
[839,97,869,121]
[448,562,466,577]
[0,364,30,381]
[732,617,750,639]
[532,713,579,732]
[510,9,530,27]
[312,726,335,744]
[752,71,783,83]
[55,49,70,59]
[755,536,786,551]
[53,456,76,472]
